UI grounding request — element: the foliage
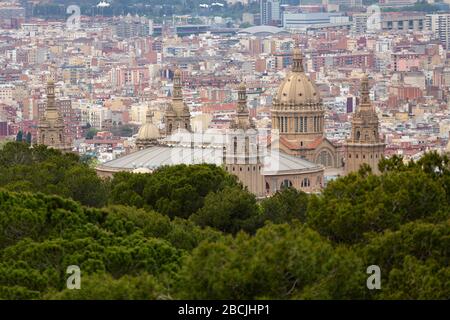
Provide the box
[110,164,240,218]
[0,142,109,207]
[190,186,261,234]
[176,223,367,299]
[0,147,449,299]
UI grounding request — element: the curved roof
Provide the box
[136,122,160,141]
[97,144,322,176]
[239,26,289,36]
[274,49,321,107]
[136,110,160,141]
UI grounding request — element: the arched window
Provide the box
[356,131,361,140]
[280,179,293,189]
[302,178,310,188]
[317,150,333,167]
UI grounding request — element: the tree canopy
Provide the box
[0,142,448,299]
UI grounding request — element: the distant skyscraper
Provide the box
[426,14,450,50]
[260,0,281,26]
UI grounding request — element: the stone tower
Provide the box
[230,82,255,131]
[164,69,191,135]
[37,79,71,152]
[344,75,385,174]
[224,83,265,197]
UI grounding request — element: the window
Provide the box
[317,150,333,167]
[281,179,293,189]
[301,178,310,188]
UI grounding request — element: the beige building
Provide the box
[271,48,340,169]
[97,76,324,197]
[344,75,385,174]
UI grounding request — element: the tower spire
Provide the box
[292,48,304,73]
[237,82,247,113]
[360,74,370,105]
[231,82,253,130]
[173,68,183,100]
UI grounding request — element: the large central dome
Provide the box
[273,48,321,107]
[271,47,325,150]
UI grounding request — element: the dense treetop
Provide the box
[0,142,448,299]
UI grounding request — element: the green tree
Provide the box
[176,223,367,299]
[26,132,32,145]
[85,128,99,140]
[110,164,240,218]
[260,187,309,224]
[16,131,23,142]
[190,185,261,234]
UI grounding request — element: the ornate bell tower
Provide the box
[164,69,191,136]
[344,75,385,174]
[37,78,71,152]
[230,83,254,131]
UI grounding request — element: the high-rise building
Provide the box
[426,14,450,50]
[344,75,385,174]
[37,80,71,152]
[260,0,281,26]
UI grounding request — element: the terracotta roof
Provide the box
[306,136,325,149]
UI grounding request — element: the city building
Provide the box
[260,0,281,26]
[426,13,450,50]
[283,12,346,30]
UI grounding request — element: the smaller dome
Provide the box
[137,110,160,141]
[137,123,160,140]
